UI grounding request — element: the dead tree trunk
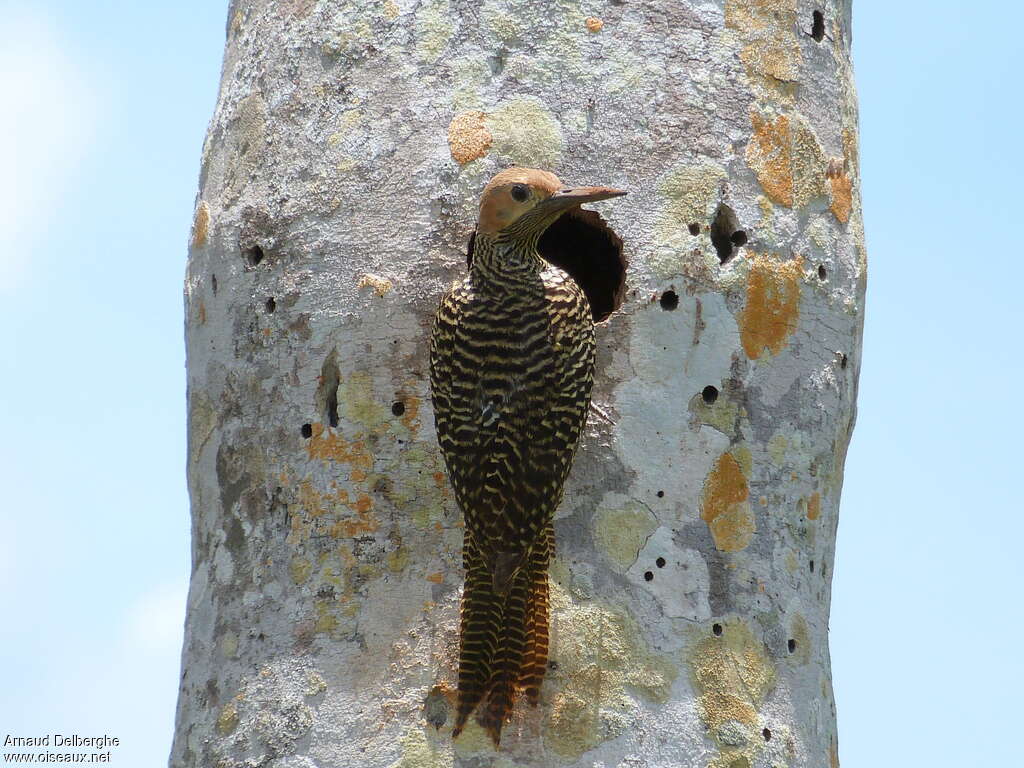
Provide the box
[173,1,863,766]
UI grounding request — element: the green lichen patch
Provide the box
[592,499,657,572]
[415,0,453,62]
[544,586,678,759]
[485,97,563,168]
[659,162,728,235]
[687,619,776,765]
[390,726,453,768]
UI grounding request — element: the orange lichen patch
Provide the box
[197,299,206,325]
[432,472,446,488]
[350,469,367,483]
[830,738,840,768]
[829,172,852,223]
[726,0,800,89]
[806,491,821,520]
[306,423,374,469]
[747,111,829,209]
[357,273,392,296]
[298,480,328,518]
[190,201,210,248]
[400,395,421,432]
[426,572,444,584]
[329,507,376,538]
[701,453,755,552]
[746,113,792,206]
[292,479,378,540]
[447,110,492,165]
[739,253,803,359]
[585,16,604,32]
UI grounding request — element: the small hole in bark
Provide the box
[644,571,654,582]
[788,638,797,653]
[244,245,264,266]
[548,660,559,670]
[326,391,339,427]
[810,559,815,572]
[710,204,742,264]
[812,10,825,41]
[656,490,665,498]
[818,264,827,281]
[211,274,218,295]
[391,400,406,417]
[301,423,313,439]
[660,290,679,310]
[688,222,700,235]
[713,623,723,636]
[763,728,772,741]
[318,352,341,428]
[730,230,747,247]
[656,557,666,568]
[702,385,719,405]
[840,354,848,369]
[265,297,276,313]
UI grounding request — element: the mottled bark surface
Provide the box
[174,1,864,766]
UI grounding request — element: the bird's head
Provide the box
[477,167,626,238]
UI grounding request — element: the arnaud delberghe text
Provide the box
[4,735,119,749]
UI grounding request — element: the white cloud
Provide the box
[0,8,100,289]
[123,580,188,657]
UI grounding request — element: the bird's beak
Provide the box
[544,185,627,209]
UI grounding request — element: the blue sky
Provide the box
[0,2,1020,766]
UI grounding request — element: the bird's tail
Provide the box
[452,525,553,746]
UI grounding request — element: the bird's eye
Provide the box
[510,184,529,202]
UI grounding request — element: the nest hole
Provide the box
[710,204,744,265]
[660,290,679,311]
[702,385,719,405]
[812,10,825,41]
[244,245,264,266]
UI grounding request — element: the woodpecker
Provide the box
[430,167,626,745]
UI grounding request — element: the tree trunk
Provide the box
[173,1,864,766]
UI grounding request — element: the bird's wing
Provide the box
[479,273,595,560]
[430,274,595,581]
